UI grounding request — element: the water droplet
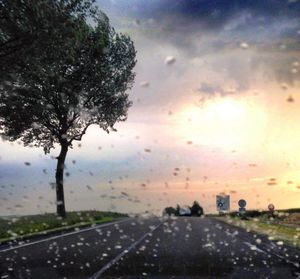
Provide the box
[86,185,93,191]
[240,42,249,49]
[165,56,176,65]
[140,81,150,88]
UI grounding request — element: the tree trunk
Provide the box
[55,141,68,218]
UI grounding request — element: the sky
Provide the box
[1,0,300,216]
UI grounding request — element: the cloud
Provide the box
[97,0,300,87]
[2,0,300,216]
[197,82,237,97]
[99,0,300,29]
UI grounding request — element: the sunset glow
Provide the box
[0,0,300,216]
[176,96,267,150]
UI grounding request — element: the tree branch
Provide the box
[68,122,93,143]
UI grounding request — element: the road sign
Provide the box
[216,195,230,211]
[268,204,275,211]
[238,199,247,208]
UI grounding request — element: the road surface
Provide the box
[0,217,299,278]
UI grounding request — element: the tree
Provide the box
[190,201,204,217]
[175,204,181,216]
[163,206,176,216]
[0,0,136,217]
[0,0,98,82]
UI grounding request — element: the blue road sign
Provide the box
[216,195,230,211]
[238,199,246,208]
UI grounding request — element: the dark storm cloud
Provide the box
[99,0,300,29]
[98,0,300,51]
[100,0,300,56]
[97,0,300,86]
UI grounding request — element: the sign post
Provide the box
[238,199,247,219]
[268,203,275,219]
[216,195,230,214]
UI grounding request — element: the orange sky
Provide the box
[1,1,300,215]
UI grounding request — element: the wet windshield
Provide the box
[0,0,300,278]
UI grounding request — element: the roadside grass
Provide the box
[0,210,127,244]
[217,215,300,248]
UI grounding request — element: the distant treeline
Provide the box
[164,201,204,217]
[229,208,300,218]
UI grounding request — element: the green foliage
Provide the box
[0,0,98,82]
[279,208,300,214]
[0,0,136,217]
[0,210,127,240]
[229,208,300,222]
[229,210,266,218]
[220,215,300,248]
[0,0,136,153]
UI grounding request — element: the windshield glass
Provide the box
[0,0,299,278]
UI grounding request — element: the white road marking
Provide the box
[89,222,163,279]
[244,241,300,268]
[0,218,130,253]
[269,251,300,269]
[243,241,267,254]
[213,218,300,270]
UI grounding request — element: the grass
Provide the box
[216,215,300,248]
[0,210,128,244]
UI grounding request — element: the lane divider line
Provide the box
[243,241,267,254]
[89,222,163,279]
[224,222,300,268]
[213,218,300,269]
[0,218,130,253]
[258,242,300,269]
[269,251,300,269]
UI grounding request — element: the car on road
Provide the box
[179,206,192,216]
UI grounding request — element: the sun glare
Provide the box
[176,97,267,149]
[206,98,245,122]
[181,98,245,123]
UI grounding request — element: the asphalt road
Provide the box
[0,217,299,279]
